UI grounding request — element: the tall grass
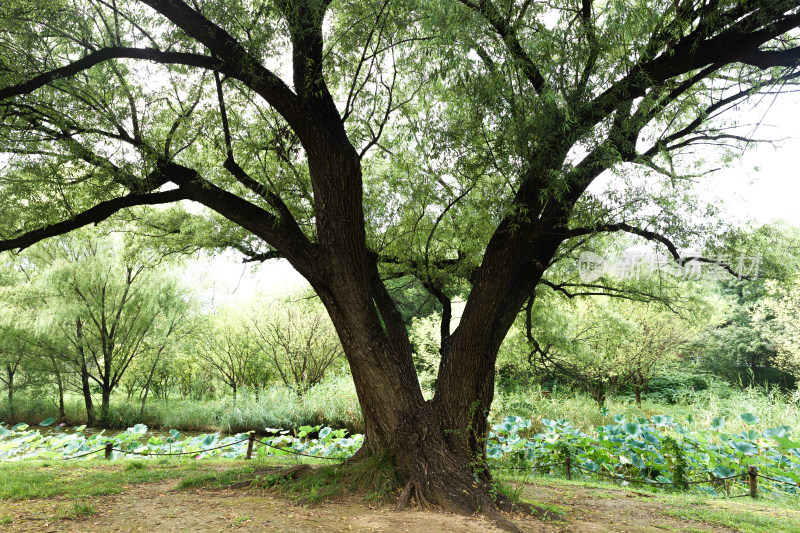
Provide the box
[495,382,800,434]
[0,373,363,434]
[3,375,799,437]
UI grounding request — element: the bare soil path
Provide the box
[0,476,792,532]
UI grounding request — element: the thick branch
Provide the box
[167,165,317,276]
[0,190,187,252]
[581,5,800,129]
[0,47,216,102]
[741,46,800,67]
[138,0,308,133]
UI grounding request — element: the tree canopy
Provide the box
[2,0,799,528]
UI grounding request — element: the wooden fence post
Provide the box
[246,431,255,460]
[565,455,571,481]
[104,442,113,460]
[748,466,758,499]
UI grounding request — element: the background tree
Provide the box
[246,298,344,393]
[1,0,800,525]
[758,278,800,384]
[0,326,30,413]
[690,224,800,389]
[17,234,191,424]
[529,296,696,405]
[196,311,271,398]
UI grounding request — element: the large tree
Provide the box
[1,0,799,527]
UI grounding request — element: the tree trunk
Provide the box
[76,319,95,425]
[6,364,13,415]
[80,365,95,426]
[284,136,564,531]
[100,384,111,424]
[302,214,561,532]
[635,384,642,405]
[53,362,66,419]
[139,349,165,420]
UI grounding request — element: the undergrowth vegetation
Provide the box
[0,374,364,434]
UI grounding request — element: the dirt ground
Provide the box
[0,476,786,533]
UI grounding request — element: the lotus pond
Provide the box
[0,419,362,461]
[488,412,800,496]
[3,412,800,497]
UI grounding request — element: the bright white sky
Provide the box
[700,94,800,226]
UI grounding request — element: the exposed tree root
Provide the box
[386,408,562,533]
[268,439,557,532]
[395,481,414,512]
[272,464,313,481]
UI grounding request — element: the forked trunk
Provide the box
[260,68,562,529]
[339,336,543,532]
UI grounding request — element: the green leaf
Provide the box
[650,415,671,427]
[713,466,737,478]
[731,441,758,455]
[774,436,800,449]
[39,418,55,427]
[739,413,759,425]
[762,426,788,439]
[487,445,503,459]
[622,422,641,436]
[297,425,318,438]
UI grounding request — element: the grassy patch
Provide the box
[265,453,398,505]
[510,471,800,532]
[232,515,253,525]
[665,504,800,533]
[124,460,147,471]
[175,465,263,490]
[0,458,238,500]
[62,500,98,519]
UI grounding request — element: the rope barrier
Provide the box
[571,463,748,486]
[5,432,800,495]
[254,438,344,462]
[2,436,347,462]
[61,448,104,460]
[494,460,568,471]
[110,438,249,457]
[495,459,750,488]
[756,473,800,488]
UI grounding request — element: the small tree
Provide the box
[196,312,270,398]
[531,298,694,405]
[0,326,28,412]
[246,299,344,393]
